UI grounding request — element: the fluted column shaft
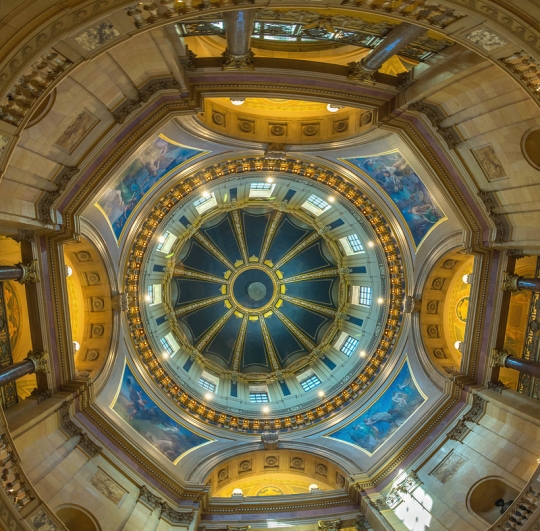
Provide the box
[223,10,256,56]
[361,23,426,72]
[222,10,256,70]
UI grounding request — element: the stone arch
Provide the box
[467,476,520,525]
[55,504,101,531]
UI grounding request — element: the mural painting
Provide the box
[341,149,445,247]
[327,359,426,455]
[112,364,210,462]
[54,110,99,153]
[2,282,21,349]
[430,450,467,484]
[96,134,208,241]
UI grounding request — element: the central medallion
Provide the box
[231,267,275,311]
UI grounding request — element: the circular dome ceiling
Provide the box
[173,207,342,376]
[126,160,405,431]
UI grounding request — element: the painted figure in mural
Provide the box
[97,135,204,240]
[343,150,444,246]
[113,366,208,461]
[329,361,425,454]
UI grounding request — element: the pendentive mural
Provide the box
[327,359,426,455]
[96,134,208,241]
[341,149,445,248]
[111,364,211,462]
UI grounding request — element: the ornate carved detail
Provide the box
[501,52,540,105]
[355,514,372,530]
[502,272,520,292]
[112,293,131,312]
[160,503,194,524]
[491,348,510,368]
[78,433,101,457]
[402,295,421,313]
[16,260,39,284]
[261,431,279,450]
[186,49,197,71]
[396,71,417,91]
[112,76,181,124]
[10,230,35,244]
[26,351,49,373]
[477,190,511,243]
[0,51,71,126]
[37,166,79,225]
[138,485,162,510]
[347,61,376,82]
[222,50,255,70]
[507,249,529,259]
[447,420,469,441]
[265,143,286,160]
[408,100,462,149]
[318,519,341,531]
[59,401,80,438]
[385,489,403,509]
[227,527,251,531]
[447,394,486,441]
[369,498,388,512]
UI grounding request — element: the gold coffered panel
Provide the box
[200,98,373,144]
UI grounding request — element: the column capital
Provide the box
[347,61,377,82]
[502,272,520,292]
[221,49,255,70]
[26,350,49,373]
[16,260,39,284]
[490,348,510,368]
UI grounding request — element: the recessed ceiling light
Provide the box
[318,390,325,397]
[144,294,152,302]
[368,241,375,247]
[158,235,166,243]
[377,298,384,304]
[262,406,270,414]
[202,191,211,198]
[328,196,335,203]
[162,352,169,359]
[205,392,212,400]
[230,98,245,106]
[267,177,274,183]
[360,351,366,357]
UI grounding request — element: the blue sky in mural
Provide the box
[97,134,207,240]
[327,360,425,455]
[112,364,210,462]
[342,150,444,247]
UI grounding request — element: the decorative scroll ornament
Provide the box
[491,348,510,368]
[16,260,39,284]
[222,50,255,70]
[26,351,49,373]
[502,272,520,292]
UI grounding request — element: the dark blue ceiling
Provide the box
[173,209,340,373]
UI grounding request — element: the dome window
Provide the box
[193,192,217,214]
[337,335,359,357]
[299,374,322,392]
[249,182,275,198]
[340,233,365,255]
[156,231,177,253]
[249,385,270,403]
[352,285,372,306]
[302,194,331,216]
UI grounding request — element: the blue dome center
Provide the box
[232,268,274,309]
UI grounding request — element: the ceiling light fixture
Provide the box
[267,177,274,183]
[377,297,384,304]
[368,241,375,247]
[328,196,335,203]
[158,235,166,243]
[262,406,270,414]
[230,98,245,106]
[318,390,325,397]
[360,351,366,357]
[144,294,152,302]
[326,103,342,113]
[66,265,73,277]
[202,191,211,198]
[205,392,212,400]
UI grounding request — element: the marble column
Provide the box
[502,273,540,292]
[491,349,540,378]
[222,9,256,69]
[0,261,39,284]
[0,351,48,387]
[348,23,426,81]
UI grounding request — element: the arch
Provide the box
[55,505,101,531]
[467,476,520,525]
[202,447,350,497]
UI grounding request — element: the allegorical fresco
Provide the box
[112,364,210,462]
[341,149,445,247]
[328,359,426,455]
[96,134,207,241]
